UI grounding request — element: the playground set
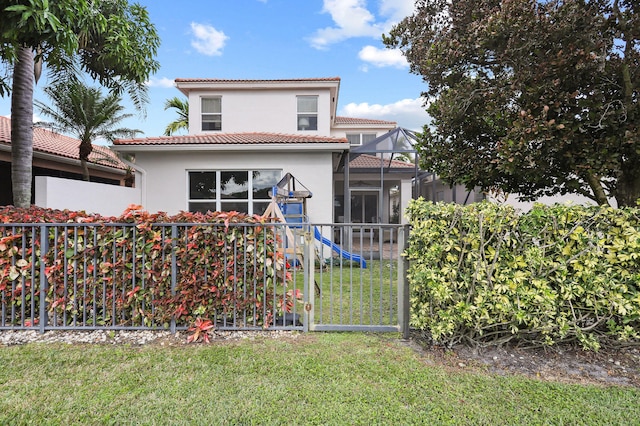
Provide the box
[262,173,367,269]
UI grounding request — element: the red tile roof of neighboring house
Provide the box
[335,116,396,126]
[0,116,126,169]
[113,132,348,146]
[349,154,415,169]
[174,77,341,84]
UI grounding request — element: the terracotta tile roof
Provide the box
[113,132,348,146]
[349,154,415,169]
[0,116,126,169]
[335,116,396,126]
[175,77,341,84]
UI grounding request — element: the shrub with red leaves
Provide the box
[0,205,298,331]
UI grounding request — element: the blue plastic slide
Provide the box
[313,227,367,268]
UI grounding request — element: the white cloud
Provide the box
[145,77,175,88]
[358,45,407,69]
[309,0,414,49]
[309,0,382,49]
[190,22,228,56]
[339,97,430,131]
[378,0,415,24]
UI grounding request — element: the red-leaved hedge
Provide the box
[0,204,299,331]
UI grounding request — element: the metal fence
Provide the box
[307,224,409,334]
[0,222,408,335]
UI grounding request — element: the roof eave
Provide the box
[111,143,350,153]
[175,78,340,92]
[332,123,396,130]
[0,144,126,174]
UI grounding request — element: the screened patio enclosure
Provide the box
[333,127,481,226]
[334,127,418,226]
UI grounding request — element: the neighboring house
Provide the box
[113,77,419,224]
[485,192,617,212]
[0,116,128,206]
[416,172,485,205]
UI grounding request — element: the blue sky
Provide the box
[0,0,430,137]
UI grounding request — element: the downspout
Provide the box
[344,152,350,224]
[413,152,419,199]
[431,172,437,202]
[117,155,147,209]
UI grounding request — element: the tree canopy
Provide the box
[0,0,160,207]
[384,0,640,207]
[0,0,160,106]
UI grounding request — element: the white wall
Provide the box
[188,89,333,135]
[134,150,335,223]
[488,193,617,212]
[330,125,395,140]
[419,176,481,205]
[35,176,141,217]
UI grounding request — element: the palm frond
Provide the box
[163,96,189,136]
[34,79,141,180]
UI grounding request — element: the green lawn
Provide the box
[1,333,638,425]
[287,259,400,327]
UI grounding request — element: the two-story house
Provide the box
[113,77,417,224]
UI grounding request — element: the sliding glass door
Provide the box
[350,191,379,223]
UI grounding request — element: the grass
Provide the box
[287,259,400,328]
[315,259,399,326]
[1,333,638,425]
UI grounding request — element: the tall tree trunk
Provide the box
[11,47,35,208]
[615,169,640,208]
[79,140,92,181]
[584,171,610,206]
[612,1,639,208]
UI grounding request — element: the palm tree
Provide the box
[164,96,189,136]
[1,0,159,207]
[35,80,141,181]
[9,48,34,207]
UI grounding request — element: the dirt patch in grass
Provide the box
[405,330,640,387]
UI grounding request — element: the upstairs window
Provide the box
[201,97,222,131]
[347,133,377,146]
[297,96,318,130]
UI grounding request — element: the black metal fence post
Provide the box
[170,225,177,334]
[39,225,48,334]
[398,225,410,340]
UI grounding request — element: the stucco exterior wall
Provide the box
[133,150,335,223]
[34,176,140,217]
[330,125,394,140]
[488,193,618,212]
[187,89,332,135]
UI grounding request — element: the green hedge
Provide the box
[405,199,640,350]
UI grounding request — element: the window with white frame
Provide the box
[201,97,222,131]
[297,96,318,130]
[188,170,281,214]
[346,133,377,146]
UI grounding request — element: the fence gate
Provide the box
[297,223,409,335]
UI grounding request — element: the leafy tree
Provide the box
[0,0,159,207]
[35,80,141,181]
[163,96,189,136]
[384,0,640,207]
